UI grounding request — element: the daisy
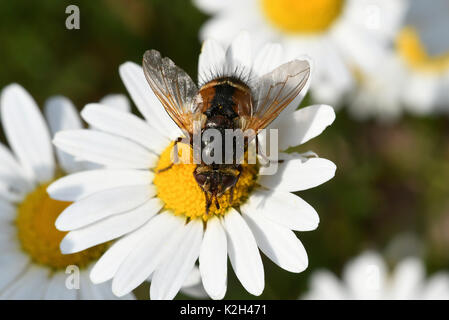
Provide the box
[0,83,136,299]
[49,32,336,300]
[194,0,406,106]
[304,251,449,300]
[348,0,449,120]
[347,52,407,122]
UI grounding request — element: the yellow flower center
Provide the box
[261,0,345,34]
[153,143,259,221]
[396,27,449,73]
[16,182,107,270]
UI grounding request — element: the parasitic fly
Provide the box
[143,49,310,213]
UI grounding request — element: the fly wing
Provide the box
[243,59,310,136]
[143,50,202,134]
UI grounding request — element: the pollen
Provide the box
[261,0,345,34]
[153,143,259,221]
[16,182,107,270]
[396,27,449,73]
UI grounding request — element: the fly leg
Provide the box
[229,165,242,204]
[229,186,235,204]
[205,192,212,214]
[205,193,220,215]
[156,137,183,173]
[156,163,174,173]
[214,195,220,210]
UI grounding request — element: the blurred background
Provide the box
[1,0,449,299]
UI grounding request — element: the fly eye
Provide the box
[221,175,238,190]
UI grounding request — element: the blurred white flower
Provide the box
[349,0,449,120]
[304,251,449,300]
[0,84,133,299]
[194,0,406,106]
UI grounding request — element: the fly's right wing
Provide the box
[243,59,310,136]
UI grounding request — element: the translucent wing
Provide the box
[243,59,310,134]
[143,50,201,134]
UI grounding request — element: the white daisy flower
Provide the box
[348,52,407,122]
[49,32,336,300]
[0,84,134,299]
[304,251,449,300]
[349,0,449,120]
[194,0,406,106]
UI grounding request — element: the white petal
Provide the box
[332,23,384,75]
[198,39,226,85]
[304,270,348,300]
[180,282,208,299]
[79,272,104,300]
[0,198,15,222]
[223,208,264,296]
[193,0,236,13]
[403,73,439,115]
[343,0,407,40]
[0,84,55,183]
[242,209,308,273]
[244,189,319,231]
[259,154,336,192]
[0,265,49,300]
[181,266,202,288]
[199,13,243,44]
[254,57,313,129]
[307,42,352,106]
[81,103,167,154]
[100,94,131,113]
[60,198,163,253]
[0,184,24,202]
[44,96,82,137]
[112,212,185,297]
[94,280,135,300]
[43,272,78,300]
[180,267,208,298]
[83,270,133,300]
[0,251,30,292]
[47,169,153,201]
[0,143,33,195]
[56,185,155,231]
[199,217,227,300]
[90,223,156,284]
[389,258,424,299]
[277,105,335,150]
[119,62,180,140]
[44,95,85,174]
[252,43,283,77]
[343,251,387,300]
[53,129,157,169]
[421,273,449,300]
[151,219,203,300]
[224,31,252,76]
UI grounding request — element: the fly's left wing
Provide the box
[143,50,202,135]
[242,59,310,136]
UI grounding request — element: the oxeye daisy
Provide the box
[349,0,449,120]
[303,251,449,300]
[50,33,336,300]
[0,84,134,299]
[194,0,406,106]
